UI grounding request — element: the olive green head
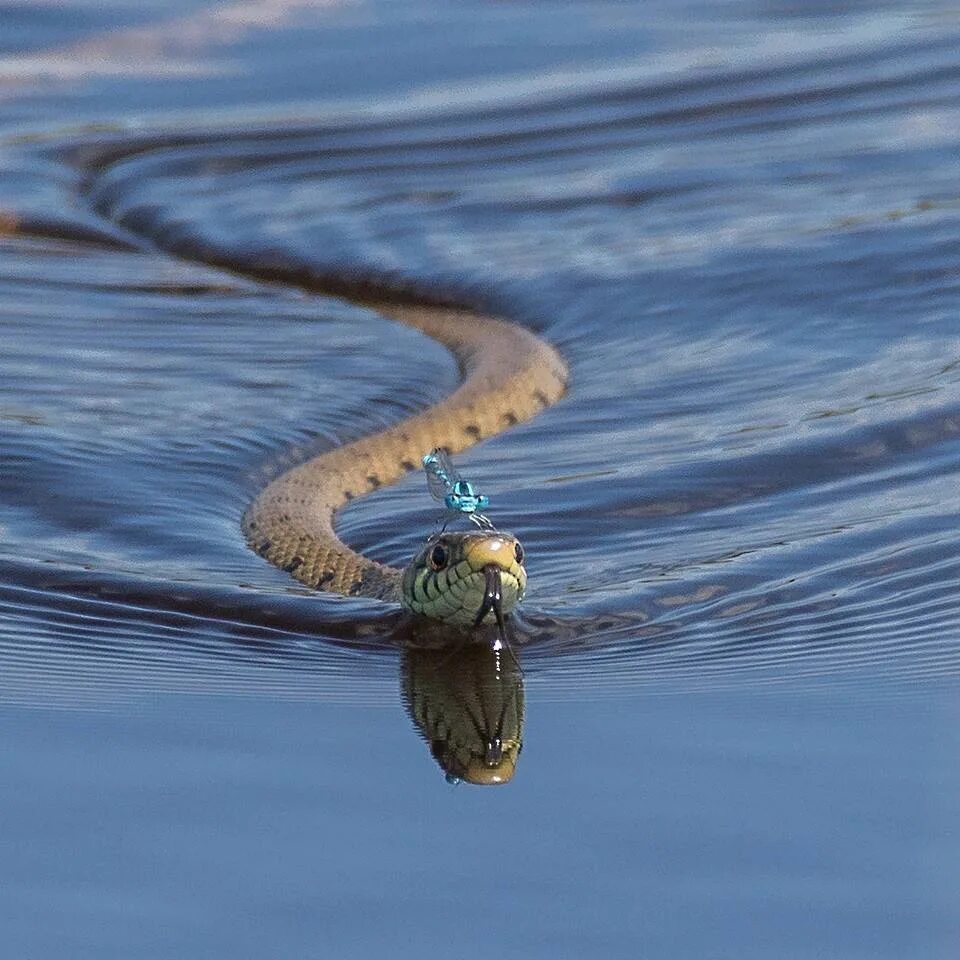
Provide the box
[401,531,526,627]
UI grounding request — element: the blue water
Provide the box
[4,694,956,958]
[0,0,958,955]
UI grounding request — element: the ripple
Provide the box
[1,16,959,708]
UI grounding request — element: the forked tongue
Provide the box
[474,564,506,645]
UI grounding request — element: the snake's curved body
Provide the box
[243,301,568,616]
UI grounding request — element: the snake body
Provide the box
[243,300,568,621]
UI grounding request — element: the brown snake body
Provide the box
[242,300,568,615]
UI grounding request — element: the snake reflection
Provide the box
[402,636,524,786]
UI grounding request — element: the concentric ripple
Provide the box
[1,11,960,706]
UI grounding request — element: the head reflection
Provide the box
[401,638,524,785]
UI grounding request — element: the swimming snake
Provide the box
[242,300,568,627]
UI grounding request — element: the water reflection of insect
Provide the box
[422,448,493,530]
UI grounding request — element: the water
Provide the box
[1,1,958,955]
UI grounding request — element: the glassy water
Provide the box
[0,1,958,955]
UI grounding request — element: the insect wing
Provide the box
[422,448,462,503]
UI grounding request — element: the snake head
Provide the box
[401,531,526,627]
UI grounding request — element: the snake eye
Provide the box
[514,542,524,564]
[429,543,448,571]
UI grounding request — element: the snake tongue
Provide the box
[474,564,505,632]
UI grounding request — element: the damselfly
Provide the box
[422,448,493,529]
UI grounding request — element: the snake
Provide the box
[242,299,568,627]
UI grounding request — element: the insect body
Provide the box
[422,448,493,529]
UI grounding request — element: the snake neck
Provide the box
[243,301,567,613]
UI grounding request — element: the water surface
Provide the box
[0,1,958,955]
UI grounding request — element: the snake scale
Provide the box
[242,300,568,623]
